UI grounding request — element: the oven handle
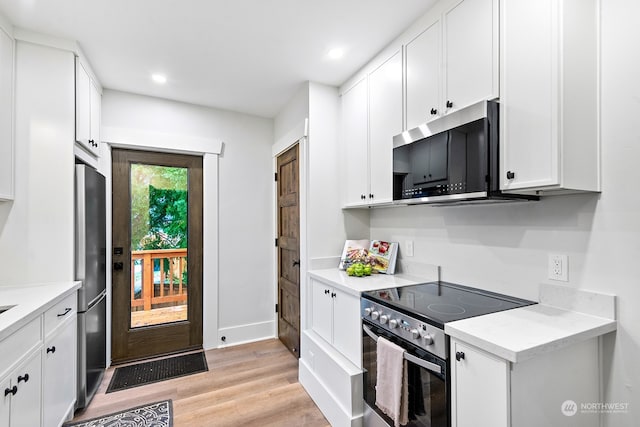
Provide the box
[363,324,443,375]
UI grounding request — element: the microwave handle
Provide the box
[362,324,442,375]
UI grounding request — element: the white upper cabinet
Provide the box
[342,48,402,208]
[443,0,498,113]
[406,20,441,129]
[405,0,497,128]
[342,77,369,206]
[369,49,403,205]
[75,57,101,157]
[0,25,14,201]
[500,0,600,194]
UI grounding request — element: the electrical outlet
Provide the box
[548,254,568,281]
[405,240,414,257]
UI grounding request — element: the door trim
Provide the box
[104,142,220,365]
[273,132,308,337]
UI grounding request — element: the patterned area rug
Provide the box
[64,400,173,427]
[107,351,208,393]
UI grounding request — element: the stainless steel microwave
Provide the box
[392,100,537,205]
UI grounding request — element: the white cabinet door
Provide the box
[0,375,10,427]
[406,20,441,129]
[89,80,101,154]
[444,0,498,112]
[0,27,14,201]
[369,49,402,204]
[311,280,333,344]
[75,58,99,157]
[10,351,42,427]
[75,59,91,148]
[451,338,509,427]
[500,0,557,190]
[342,77,369,206]
[500,0,599,194]
[331,289,361,367]
[43,318,77,427]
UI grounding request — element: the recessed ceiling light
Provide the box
[151,74,167,84]
[327,48,344,60]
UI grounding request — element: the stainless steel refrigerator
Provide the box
[74,164,107,410]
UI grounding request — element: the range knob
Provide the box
[411,329,420,339]
[371,311,380,321]
[364,307,372,316]
[388,319,398,329]
[422,333,434,345]
[380,314,389,324]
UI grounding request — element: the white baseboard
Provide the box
[213,320,276,349]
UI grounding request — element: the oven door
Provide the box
[362,320,449,427]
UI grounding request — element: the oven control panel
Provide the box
[361,299,447,360]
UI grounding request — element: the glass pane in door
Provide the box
[130,164,188,328]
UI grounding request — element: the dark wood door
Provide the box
[111,149,203,364]
[277,144,300,358]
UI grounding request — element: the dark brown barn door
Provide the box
[277,144,300,358]
[111,148,203,364]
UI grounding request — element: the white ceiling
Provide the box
[0,0,436,118]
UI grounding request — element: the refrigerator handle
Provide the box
[75,165,87,281]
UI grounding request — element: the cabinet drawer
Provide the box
[0,317,42,379]
[44,292,77,336]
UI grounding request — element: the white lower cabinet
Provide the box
[451,337,601,427]
[301,274,364,427]
[1,350,42,427]
[310,277,361,366]
[0,289,77,427]
[451,339,508,427]
[43,315,77,427]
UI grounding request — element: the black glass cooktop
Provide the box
[363,281,536,328]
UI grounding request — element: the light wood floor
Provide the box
[71,339,330,427]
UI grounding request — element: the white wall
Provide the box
[368,1,640,425]
[102,90,275,348]
[0,41,75,286]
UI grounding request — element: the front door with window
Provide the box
[111,149,203,363]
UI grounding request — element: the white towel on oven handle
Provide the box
[375,336,409,426]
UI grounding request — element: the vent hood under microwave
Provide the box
[392,100,538,206]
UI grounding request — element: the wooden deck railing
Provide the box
[131,248,188,311]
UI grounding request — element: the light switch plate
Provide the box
[405,240,414,257]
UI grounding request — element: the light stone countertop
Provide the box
[0,281,81,341]
[445,285,617,363]
[308,268,437,297]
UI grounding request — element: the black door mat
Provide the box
[106,351,208,393]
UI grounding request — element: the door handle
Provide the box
[292,260,300,267]
[113,262,124,271]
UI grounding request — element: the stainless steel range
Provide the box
[361,281,535,427]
